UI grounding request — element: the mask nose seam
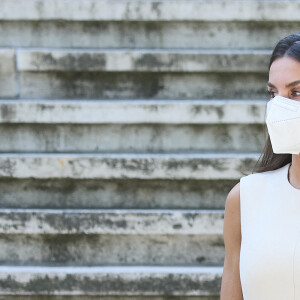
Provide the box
[268,116,300,124]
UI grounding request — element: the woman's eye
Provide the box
[268,90,277,98]
[292,90,300,96]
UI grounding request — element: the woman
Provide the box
[220,32,300,299]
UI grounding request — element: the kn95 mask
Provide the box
[266,95,300,154]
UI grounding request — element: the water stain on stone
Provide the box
[196,255,206,263]
[134,53,166,69]
[164,158,227,172]
[151,2,162,18]
[0,104,16,121]
[33,53,106,71]
[250,104,261,118]
[172,223,182,229]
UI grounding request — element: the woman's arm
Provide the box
[220,182,243,300]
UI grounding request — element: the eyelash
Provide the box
[267,90,300,98]
[268,91,276,98]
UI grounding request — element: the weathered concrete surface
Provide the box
[0,100,267,152]
[0,208,224,234]
[0,178,234,209]
[0,153,259,179]
[17,49,270,72]
[0,233,224,265]
[0,99,267,124]
[0,123,265,153]
[19,72,267,100]
[0,266,222,295]
[0,296,219,300]
[0,49,16,98]
[0,99,267,152]
[0,20,298,49]
[0,208,225,264]
[0,0,275,297]
[0,0,300,21]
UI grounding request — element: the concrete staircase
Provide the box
[0,0,295,298]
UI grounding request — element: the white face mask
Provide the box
[266,95,300,154]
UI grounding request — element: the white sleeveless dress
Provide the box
[240,162,300,300]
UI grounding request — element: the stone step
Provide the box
[0,49,16,98]
[0,265,222,296]
[2,48,270,100]
[0,153,252,210]
[0,122,265,153]
[0,0,298,21]
[0,208,224,265]
[0,208,224,235]
[1,1,298,50]
[0,153,259,179]
[0,99,267,124]
[0,229,224,266]
[15,49,270,100]
[0,177,234,210]
[19,70,268,100]
[0,297,219,300]
[0,20,298,49]
[17,49,270,72]
[0,99,266,153]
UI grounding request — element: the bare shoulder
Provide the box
[223,181,241,251]
[225,181,240,214]
[221,182,243,299]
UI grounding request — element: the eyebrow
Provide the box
[267,80,300,88]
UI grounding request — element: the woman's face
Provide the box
[268,56,300,101]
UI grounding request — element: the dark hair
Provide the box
[252,33,300,173]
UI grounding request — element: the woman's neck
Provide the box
[288,155,300,189]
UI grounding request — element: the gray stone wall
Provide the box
[0,0,293,298]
